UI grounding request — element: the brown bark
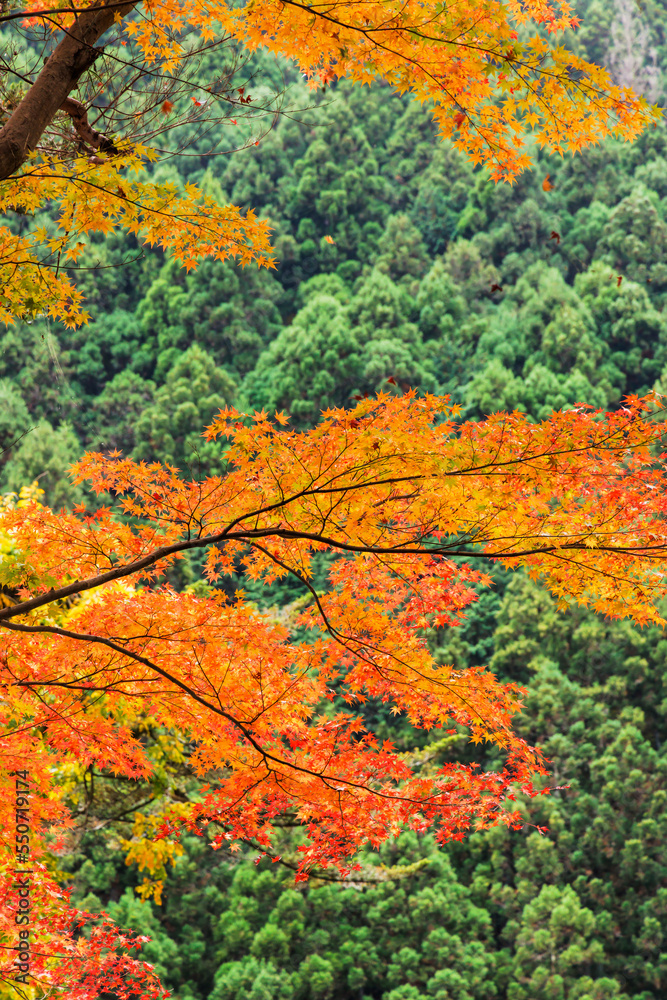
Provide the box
[60,96,121,155]
[0,0,137,181]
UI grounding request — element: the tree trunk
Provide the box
[0,0,137,181]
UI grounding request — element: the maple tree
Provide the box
[0,0,660,327]
[2,390,667,995]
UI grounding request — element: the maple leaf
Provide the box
[542,174,554,191]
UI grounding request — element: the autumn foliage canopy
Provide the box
[0,0,665,992]
[2,392,667,994]
[0,0,659,326]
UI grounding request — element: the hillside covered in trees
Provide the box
[2,0,667,997]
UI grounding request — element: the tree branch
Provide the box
[59,95,121,155]
[0,516,664,625]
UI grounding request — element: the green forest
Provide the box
[3,0,667,997]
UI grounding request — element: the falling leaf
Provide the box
[161,100,174,114]
[549,230,560,244]
[542,174,554,191]
[490,283,503,292]
[617,275,623,287]
[387,376,397,385]
[324,235,335,244]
